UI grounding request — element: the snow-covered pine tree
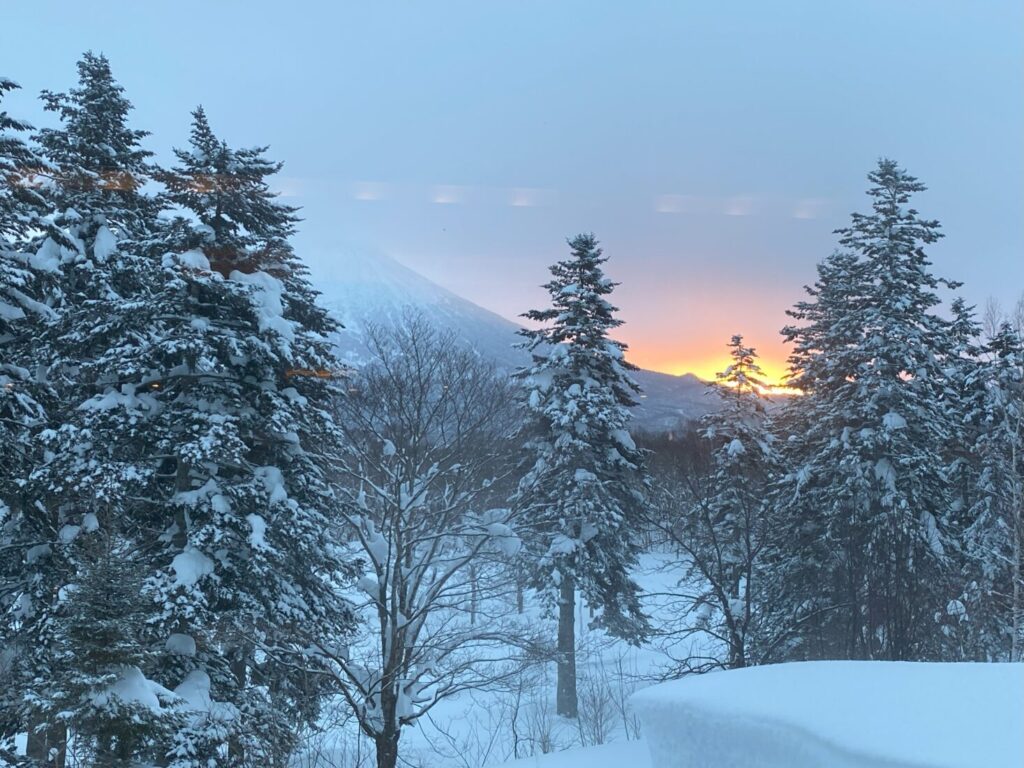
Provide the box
[516,233,648,718]
[3,57,348,768]
[753,250,864,662]
[767,159,969,661]
[158,105,300,278]
[141,106,353,766]
[10,52,172,768]
[688,336,777,669]
[0,77,50,240]
[14,79,350,766]
[0,75,54,517]
[46,536,182,767]
[964,322,1024,659]
[0,76,62,768]
[932,297,995,659]
[0,74,57,494]
[35,51,159,253]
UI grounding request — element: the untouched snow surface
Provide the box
[500,739,650,767]
[632,661,1024,768]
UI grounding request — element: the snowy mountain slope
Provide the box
[312,251,715,431]
[631,368,716,432]
[314,249,528,370]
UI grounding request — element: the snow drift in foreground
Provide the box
[632,661,1024,768]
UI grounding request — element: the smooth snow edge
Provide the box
[635,696,921,768]
[631,661,1024,768]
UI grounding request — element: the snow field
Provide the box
[632,661,1024,768]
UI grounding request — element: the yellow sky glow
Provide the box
[624,343,792,388]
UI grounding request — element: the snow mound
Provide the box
[173,669,239,722]
[230,269,296,343]
[92,666,169,712]
[631,661,1024,768]
[165,633,197,657]
[171,546,215,587]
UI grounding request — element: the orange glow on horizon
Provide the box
[625,347,799,394]
[596,272,807,398]
[653,357,789,384]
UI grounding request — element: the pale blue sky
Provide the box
[3,1,1021,376]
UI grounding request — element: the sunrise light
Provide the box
[624,339,795,392]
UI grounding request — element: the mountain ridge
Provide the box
[312,251,715,431]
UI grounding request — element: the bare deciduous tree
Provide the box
[314,315,544,768]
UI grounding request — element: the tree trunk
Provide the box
[1012,488,1022,662]
[374,730,400,768]
[26,720,66,768]
[556,575,578,718]
[228,650,248,763]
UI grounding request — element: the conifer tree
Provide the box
[8,52,167,768]
[516,233,648,717]
[0,75,54,504]
[933,297,993,658]
[142,107,353,766]
[46,537,182,767]
[159,105,300,277]
[692,336,777,668]
[965,322,1024,659]
[1,77,49,241]
[0,76,62,768]
[0,75,55,464]
[35,51,158,251]
[4,55,351,767]
[768,160,970,661]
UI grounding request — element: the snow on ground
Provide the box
[632,661,1024,768]
[498,738,649,768]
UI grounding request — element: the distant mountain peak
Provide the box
[313,250,715,430]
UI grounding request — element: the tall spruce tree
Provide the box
[965,322,1024,659]
[0,76,62,768]
[516,233,648,717]
[0,77,50,241]
[0,75,53,510]
[0,74,56,475]
[35,51,158,252]
[4,57,351,767]
[767,159,970,661]
[935,297,994,659]
[144,106,353,766]
[11,52,169,768]
[159,105,300,277]
[45,537,182,768]
[694,336,777,668]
